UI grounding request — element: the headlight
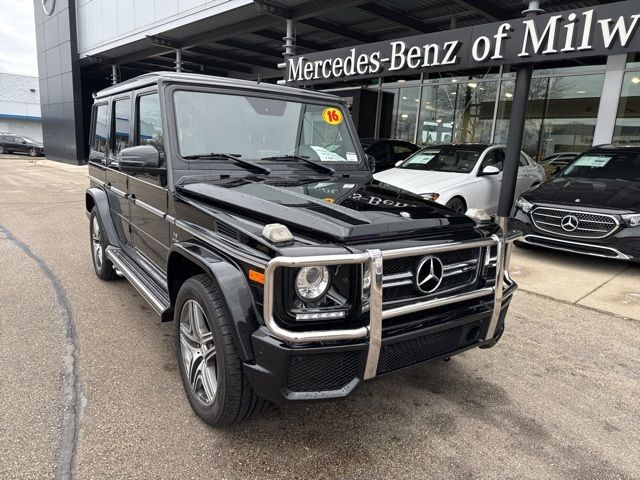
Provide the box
[622,213,640,228]
[295,266,330,301]
[516,197,534,213]
[421,193,440,201]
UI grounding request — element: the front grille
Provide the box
[287,351,360,392]
[531,208,618,239]
[377,321,482,375]
[382,248,481,304]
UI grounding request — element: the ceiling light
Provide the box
[402,96,408,100]
[414,98,420,102]
[505,92,513,98]
[576,90,587,94]
[398,79,406,83]
[450,92,457,95]
[436,119,442,123]
[632,77,640,84]
[452,79,458,83]
[468,82,478,88]
[401,114,409,118]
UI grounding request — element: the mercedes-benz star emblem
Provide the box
[42,0,56,15]
[561,214,579,232]
[415,256,444,294]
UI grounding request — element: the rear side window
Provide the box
[112,98,131,155]
[137,93,163,154]
[94,104,108,154]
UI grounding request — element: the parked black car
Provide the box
[512,145,640,262]
[0,134,44,156]
[361,138,419,172]
[86,72,520,426]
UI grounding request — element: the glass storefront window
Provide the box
[417,80,497,145]
[392,87,420,142]
[614,72,640,144]
[495,74,603,160]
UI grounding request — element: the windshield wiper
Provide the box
[260,155,335,175]
[182,153,271,175]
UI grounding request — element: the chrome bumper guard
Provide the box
[263,233,522,380]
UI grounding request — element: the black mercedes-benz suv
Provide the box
[86,72,520,426]
[512,145,640,262]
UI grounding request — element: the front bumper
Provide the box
[243,232,520,403]
[244,294,512,403]
[512,209,640,261]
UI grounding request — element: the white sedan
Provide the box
[374,144,546,215]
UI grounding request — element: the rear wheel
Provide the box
[445,196,467,213]
[176,275,268,426]
[89,208,117,280]
[0,144,6,154]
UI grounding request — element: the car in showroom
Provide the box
[374,144,546,214]
[0,134,44,157]
[360,138,420,172]
[512,144,640,262]
[85,72,520,426]
[539,151,580,177]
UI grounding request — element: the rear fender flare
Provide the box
[168,242,259,362]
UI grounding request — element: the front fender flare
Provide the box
[168,242,259,362]
[86,188,120,247]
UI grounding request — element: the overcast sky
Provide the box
[0,0,38,76]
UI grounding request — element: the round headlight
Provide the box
[295,266,330,301]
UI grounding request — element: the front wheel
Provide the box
[0,144,6,154]
[175,275,267,426]
[29,147,38,157]
[89,208,117,280]
[445,196,467,213]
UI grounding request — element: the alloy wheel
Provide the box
[179,299,218,406]
[29,148,37,157]
[91,216,103,270]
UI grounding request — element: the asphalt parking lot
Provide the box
[1,156,639,480]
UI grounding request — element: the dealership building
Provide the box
[34,0,640,164]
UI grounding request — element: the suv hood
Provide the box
[374,168,469,194]
[522,177,640,211]
[176,175,479,242]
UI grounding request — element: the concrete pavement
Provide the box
[0,156,638,479]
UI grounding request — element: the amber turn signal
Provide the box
[248,269,265,284]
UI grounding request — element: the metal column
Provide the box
[495,0,542,230]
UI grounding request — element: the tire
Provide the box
[445,196,467,213]
[175,274,268,426]
[89,207,118,280]
[0,144,5,154]
[29,147,38,157]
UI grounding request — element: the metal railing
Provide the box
[262,232,522,379]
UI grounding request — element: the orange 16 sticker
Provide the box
[322,107,343,125]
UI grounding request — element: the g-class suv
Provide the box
[86,72,520,426]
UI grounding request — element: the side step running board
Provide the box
[106,246,171,317]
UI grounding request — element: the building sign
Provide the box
[283,0,640,85]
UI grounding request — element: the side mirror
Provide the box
[479,165,500,176]
[119,145,163,172]
[550,166,563,176]
[366,154,376,173]
[395,160,403,167]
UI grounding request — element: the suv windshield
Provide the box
[562,152,640,181]
[173,90,360,165]
[398,148,481,173]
